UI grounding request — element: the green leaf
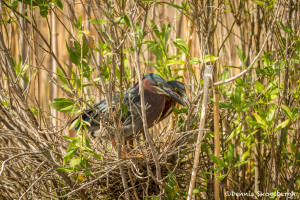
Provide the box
[85,136,91,149]
[63,147,79,165]
[84,169,92,176]
[282,105,292,120]
[254,1,265,6]
[274,119,290,131]
[236,46,246,62]
[89,18,107,25]
[83,148,103,160]
[69,157,82,167]
[63,147,78,165]
[247,120,263,127]
[162,24,172,46]
[223,65,241,69]
[233,160,249,168]
[122,14,131,27]
[63,136,77,141]
[242,151,249,160]
[77,15,82,29]
[235,78,244,86]
[227,143,234,164]
[29,106,38,116]
[67,139,78,152]
[50,98,79,114]
[165,59,186,66]
[66,42,80,65]
[231,86,243,111]
[56,0,63,9]
[151,20,161,39]
[254,81,265,93]
[193,187,205,194]
[242,102,257,110]
[267,105,276,123]
[12,0,18,9]
[252,112,267,128]
[39,6,49,18]
[190,55,219,64]
[190,57,201,65]
[60,105,76,113]
[69,118,79,130]
[225,126,241,142]
[204,55,219,63]
[21,64,29,76]
[56,167,74,172]
[219,102,234,109]
[135,22,143,47]
[217,173,228,181]
[57,67,68,85]
[209,154,227,168]
[219,68,229,81]
[292,108,299,121]
[173,37,189,56]
[169,3,185,10]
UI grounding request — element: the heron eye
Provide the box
[175,88,179,92]
[157,82,162,86]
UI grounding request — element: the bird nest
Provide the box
[0,99,213,199]
[71,124,210,199]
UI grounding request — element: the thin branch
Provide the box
[18,168,53,200]
[187,65,214,200]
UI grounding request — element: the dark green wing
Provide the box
[72,87,140,131]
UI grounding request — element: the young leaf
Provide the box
[217,173,228,181]
[209,154,227,168]
[190,57,201,65]
[89,18,107,25]
[227,143,234,164]
[63,135,77,141]
[254,81,265,93]
[192,187,205,194]
[219,102,234,109]
[165,60,186,66]
[225,126,241,142]
[69,157,82,167]
[233,160,248,168]
[242,102,257,110]
[67,139,78,152]
[63,147,78,165]
[252,113,267,128]
[274,119,290,131]
[204,55,219,63]
[173,37,189,56]
[254,1,265,6]
[50,98,79,114]
[282,105,292,120]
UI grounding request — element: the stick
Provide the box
[187,65,214,199]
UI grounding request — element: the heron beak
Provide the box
[181,94,191,107]
[158,86,186,107]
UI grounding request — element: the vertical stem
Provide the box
[254,4,261,196]
[213,67,220,200]
[254,130,260,198]
[51,7,57,128]
[187,65,214,200]
[277,0,292,189]
[19,2,26,89]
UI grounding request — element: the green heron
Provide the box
[158,80,190,122]
[73,73,188,142]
